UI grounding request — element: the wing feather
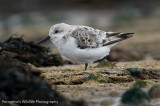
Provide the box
[71,26,134,49]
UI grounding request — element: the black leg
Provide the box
[85,63,88,71]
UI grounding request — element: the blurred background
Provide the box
[0,0,160,61]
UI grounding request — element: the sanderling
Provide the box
[37,23,134,70]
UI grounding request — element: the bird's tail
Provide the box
[104,32,134,46]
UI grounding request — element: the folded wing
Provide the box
[71,26,134,49]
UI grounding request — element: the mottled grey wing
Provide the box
[71,26,134,49]
[71,26,106,49]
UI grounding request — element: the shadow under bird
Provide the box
[37,23,134,70]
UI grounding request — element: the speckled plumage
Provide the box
[60,25,133,49]
[71,26,107,49]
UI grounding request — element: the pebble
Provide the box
[148,85,160,99]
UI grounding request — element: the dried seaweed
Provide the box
[0,37,64,67]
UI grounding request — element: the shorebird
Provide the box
[37,23,134,70]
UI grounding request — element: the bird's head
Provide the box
[37,23,70,45]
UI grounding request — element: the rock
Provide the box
[121,87,150,106]
[126,68,140,76]
[148,85,160,99]
[126,68,160,79]
[0,36,64,67]
[0,57,86,106]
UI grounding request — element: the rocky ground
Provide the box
[37,60,160,106]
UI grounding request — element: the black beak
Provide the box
[36,36,50,45]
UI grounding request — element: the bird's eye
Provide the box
[55,30,58,33]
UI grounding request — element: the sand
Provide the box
[33,60,160,105]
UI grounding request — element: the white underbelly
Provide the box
[59,46,110,64]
